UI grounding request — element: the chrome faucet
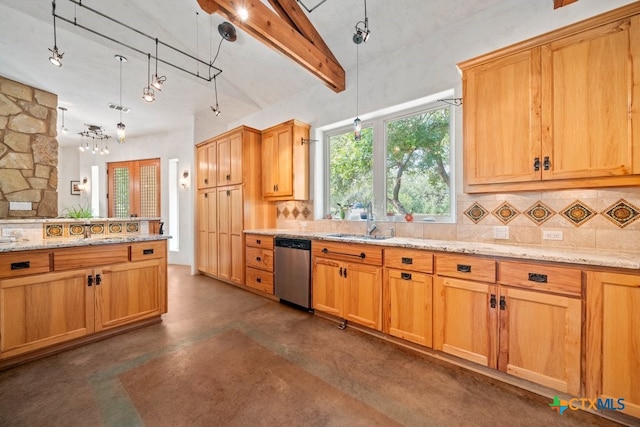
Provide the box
[366,202,377,236]
[83,221,92,239]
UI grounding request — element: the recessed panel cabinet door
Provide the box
[0,269,94,359]
[343,263,382,330]
[434,276,498,368]
[386,269,433,347]
[95,259,164,332]
[312,258,343,317]
[541,17,640,180]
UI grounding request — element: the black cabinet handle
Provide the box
[543,156,550,171]
[339,267,343,277]
[204,178,208,184]
[143,249,154,255]
[88,275,94,287]
[226,174,231,181]
[256,239,261,244]
[499,296,506,311]
[533,157,540,171]
[256,277,262,283]
[343,268,347,278]
[10,261,30,270]
[95,274,102,285]
[401,257,413,265]
[490,294,497,309]
[528,273,548,283]
[256,257,262,262]
[456,264,472,273]
[401,272,412,280]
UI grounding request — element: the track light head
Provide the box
[48,46,63,67]
[211,105,221,117]
[151,74,166,91]
[353,22,370,44]
[142,86,155,102]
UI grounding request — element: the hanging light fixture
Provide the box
[142,53,155,102]
[58,106,68,134]
[48,0,64,66]
[115,54,127,143]
[209,22,237,116]
[151,38,167,91]
[353,43,361,141]
[353,0,371,45]
[211,75,221,116]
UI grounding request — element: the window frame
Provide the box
[321,96,455,223]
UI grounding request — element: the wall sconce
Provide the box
[78,177,89,192]
[180,170,190,189]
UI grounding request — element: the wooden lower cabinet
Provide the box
[0,269,94,359]
[312,257,382,330]
[499,287,581,394]
[245,234,274,294]
[434,276,498,367]
[218,185,244,285]
[586,271,640,418]
[95,258,167,332]
[385,268,432,347]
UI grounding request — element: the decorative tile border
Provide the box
[464,202,488,224]
[561,200,596,227]
[492,202,519,225]
[108,222,124,234]
[524,201,555,225]
[91,223,106,235]
[602,199,640,228]
[44,224,65,238]
[68,223,85,237]
[126,221,140,233]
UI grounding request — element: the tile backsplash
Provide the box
[275,187,640,252]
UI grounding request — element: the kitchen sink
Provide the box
[324,233,392,240]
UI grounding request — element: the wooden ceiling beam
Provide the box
[197,0,345,93]
[554,0,578,9]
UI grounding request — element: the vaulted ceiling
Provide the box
[0,0,577,147]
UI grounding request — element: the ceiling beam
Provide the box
[197,0,345,93]
[554,0,578,9]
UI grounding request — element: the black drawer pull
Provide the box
[256,257,262,262]
[256,277,262,283]
[401,272,412,280]
[456,264,471,273]
[256,239,261,244]
[528,273,548,283]
[95,274,102,285]
[10,261,30,270]
[401,257,413,265]
[143,249,154,255]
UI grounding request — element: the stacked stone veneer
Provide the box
[0,76,58,218]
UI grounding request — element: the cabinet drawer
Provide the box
[500,261,582,297]
[53,244,129,271]
[246,267,274,294]
[435,254,496,283]
[246,234,274,250]
[131,241,166,262]
[246,247,273,271]
[312,241,383,266]
[385,248,433,273]
[0,250,51,278]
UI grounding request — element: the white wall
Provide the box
[70,127,195,266]
[57,145,81,216]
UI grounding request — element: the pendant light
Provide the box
[58,106,68,134]
[209,22,237,116]
[151,38,167,91]
[115,54,127,143]
[142,53,155,102]
[353,43,361,141]
[48,0,64,67]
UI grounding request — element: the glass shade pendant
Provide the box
[117,122,126,144]
[354,117,362,141]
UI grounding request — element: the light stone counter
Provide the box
[0,234,170,253]
[245,229,640,270]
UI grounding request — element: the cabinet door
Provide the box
[463,49,542,187]
[312,257,343,317]
[499,288,581,394]
[586,272,640,418]
[434,276,498,367]
[196,190,217,275]
[229,185,244,285]
[386,269,432,347]
[0,269,94,359]
[541,17,640,180]
[217,132,243,186]
[217,187,232,282]
[261,130,277,198]
[344,263,382,330]
[95,259,165,332]
[197,143,216,189]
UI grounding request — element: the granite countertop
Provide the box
[245,229,640,270]
[0,234,170,253]
[0,217,161,224]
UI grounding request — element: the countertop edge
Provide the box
[0,235,170,253]
[244,229,640,270]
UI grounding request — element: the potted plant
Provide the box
[62,204,93,219]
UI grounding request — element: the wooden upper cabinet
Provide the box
[196,143,216,189]
[217,131,243,186]
[461,6,640,193]
[261,120,310,201]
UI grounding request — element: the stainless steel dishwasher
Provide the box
[274,237,312,310]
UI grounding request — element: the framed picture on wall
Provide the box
[70,180,81,195]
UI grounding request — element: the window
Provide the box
[107,158,161,218]
[325,99,453,222]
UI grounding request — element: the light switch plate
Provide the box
[9,201,32,211]
[493,226,509,240]
[543,230,563,240]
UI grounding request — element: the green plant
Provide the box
[63,204,93,219]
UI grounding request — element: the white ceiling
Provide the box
[0,0,507,146]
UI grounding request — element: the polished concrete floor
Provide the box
[0,265,634,426]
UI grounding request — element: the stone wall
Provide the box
[0,76,58,218]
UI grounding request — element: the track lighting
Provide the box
[209,22,237,117]
[151,38,166,91]
[210,75,222,117]
[115,54,127,143]
[143,53,155,102]
[352,0,371,45]
[48,1,64,67]
[58,106,68,134]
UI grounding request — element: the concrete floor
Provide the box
[0,265,633,426]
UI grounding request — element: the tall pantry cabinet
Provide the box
[196,126,275,286]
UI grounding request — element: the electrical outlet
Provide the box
[543,230,563,241]
[1,228,23,237]
[493,226,509,240]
